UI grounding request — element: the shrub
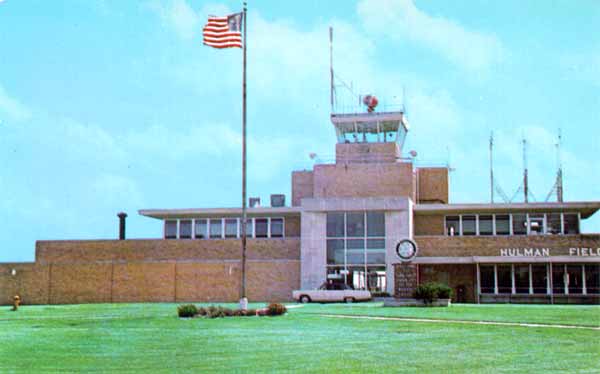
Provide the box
[222,308,234,317]
[437,284,453,299]
[414,283,453,304]
[197,307,207,316]
[266,303,287,316]
[243,309,257,316]
[177,304,198,318]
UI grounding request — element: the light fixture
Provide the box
[11,269,16,276]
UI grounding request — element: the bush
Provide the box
[437,284,453,299]
[266,303,287,316]
[243,309,257,316]
[197,307,207,316]
[413,283,453,304]
[177,304,198,318]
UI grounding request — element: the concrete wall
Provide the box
[416,167,449,204]
[300,212,327,289]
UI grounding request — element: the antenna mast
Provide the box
[489,132,494,204]
[329,26,334,113]
[556,129,563,202]
[522,138,528,203]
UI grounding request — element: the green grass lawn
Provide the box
[1,302,599,373]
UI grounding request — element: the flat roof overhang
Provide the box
[139,207,301,220]
[411,256,600,264]
[414,201,600,219]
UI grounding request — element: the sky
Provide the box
[0,0,599,262]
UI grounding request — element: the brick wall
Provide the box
[0,263,49,305]
[285,216,301,237]
[414,234,600,257]
[36,238,300,264]
[0,238,302,305]
[335,142,399,163]
[414,215,445,235]
[419,264,476,303]
[313,162,414,199]
[291,171,314,206]
[416,167,448,204]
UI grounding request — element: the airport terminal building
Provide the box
[2,110,599,304]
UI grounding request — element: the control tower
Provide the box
[331,107,410,164]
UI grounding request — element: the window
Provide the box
[270,218,284,237]
[462,215,476,235]
[327,213,345,237]
[209,219,222,238]
[224,219,238,238]
[585,265,599,294]
[552,265,566,294]
[179,220,192,239]
[480,265,495,293]
[547,213,561,234]
[497,265,512,293]
[531,265,547,294]
[367,212,385,237]
[346,212,365,237]
[255,218,268,238]
[563,214,579,234]
[514,265,530,294]
[165,220,177,239]
[479,215,493,235]
[195,219,207,239]
[512,214,527,235]
[567,265,583,294]
[528,214,544,235]
[495,215,510,235]
[445,216,460,236]
[326,211,386,290]
[326,239,344,265]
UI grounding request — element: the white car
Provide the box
[293,283,372,303]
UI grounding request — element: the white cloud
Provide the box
[560,51,600,87]
[357,0,505,72]
[0,84,31,122]
[146,0,202,40]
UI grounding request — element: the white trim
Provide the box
[582,264,587,295]
[511,264,516,294]
[494,264,498,294]
[529,264,533,294]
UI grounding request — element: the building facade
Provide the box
[1,111,599,304]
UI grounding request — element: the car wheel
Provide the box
[300,295,311,303]
[344,297,355,303]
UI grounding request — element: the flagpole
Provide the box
[240,1,248,310]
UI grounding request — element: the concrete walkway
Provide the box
[319,314,600,331]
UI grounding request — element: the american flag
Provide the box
[203,13,243,49]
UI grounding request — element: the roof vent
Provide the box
[249,197,261,208]
[270,194,285,207]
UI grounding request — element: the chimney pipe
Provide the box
[117,212,127,240]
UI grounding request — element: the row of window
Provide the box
[445,213,580,236]
[479,264,599,295]
[164,218,284,239]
